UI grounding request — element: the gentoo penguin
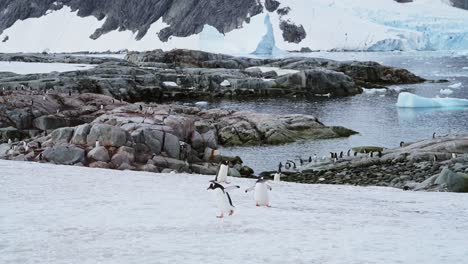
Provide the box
[95,140,100,148]
[273,172,281,182]
[378,151,382,158]
[313,154,317,162]
[354,151,358,157]
[214,160,230,183]
[245,178,272,207]
[339,152,343,158]
[400,141,405,147]
[139,105,143,111]
[68,91,71,96]
[100,105,104,110]
[299,158,304,166]
[330,152,334,159]
[37,142,42,149]
[370,152,374,158]
[56,109,60,114]
[432,132,436,139]
[433,155,438,162]
[452,153,457,159]
[42,96,46,101]
[7,138,12,145]
[207,181,240,218]
[278,162,283,173]
[347,149,351,157]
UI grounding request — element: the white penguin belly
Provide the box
[214,189,233,213]
[217,165,228,183]
[254,183,269,206]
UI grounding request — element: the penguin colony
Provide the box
[207,160,274,218]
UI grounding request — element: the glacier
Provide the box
[396,92,468,108]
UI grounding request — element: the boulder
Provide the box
[87,124,128,147]
[0,143,10,157]
[89,161,110,169]
[142,164,160,173]
[142,129,164,154]
[117,162,136,171]
[50,127,75,144]
[0,127,24,141]
[152,156,189,172]
[111,153,133,168]
[87,146,110,162]
[7,109,34,129]
[33,115,68,131]
[191,164,218,175]
[71,124,91,145]
[163,133,181,159]
[43,145,85,165]
[435,168,468,193]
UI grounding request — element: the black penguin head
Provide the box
[221,160,229,166]
[207,181,223,190]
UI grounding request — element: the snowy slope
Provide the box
[0,0,467,54]
[1,159,468,264]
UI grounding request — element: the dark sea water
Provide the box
[206,51,468,172]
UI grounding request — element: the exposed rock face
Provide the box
[279,21,306,44]
[450,0,468,10]
[0,0,263,41]
[265,0,281,12]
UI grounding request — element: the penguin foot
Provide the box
[229,210,234,216]
[216,214,224,218]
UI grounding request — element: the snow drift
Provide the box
[1,159,468,264]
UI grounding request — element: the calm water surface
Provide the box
[210,51,468,172]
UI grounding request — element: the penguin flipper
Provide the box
[226,192,235,207]
[245,186,255,193]
[266,184,272,191]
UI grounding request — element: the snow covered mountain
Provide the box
[0,0,467,54]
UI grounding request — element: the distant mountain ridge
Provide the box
[0,0,466,53]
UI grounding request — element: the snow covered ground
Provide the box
[0,0,466,53]
[1,160,468,264]
[0,61,94,74]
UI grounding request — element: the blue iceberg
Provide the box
[396,92,468,108]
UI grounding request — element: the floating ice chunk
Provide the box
[448,82,462,89]
[195,101,209,107]
[162,81,178,88]
[440,89,454,95]
[220,80,231,87]
[396,92,468,108]
[389,86,407,93]
[462,67,468,70]
[363,88,387,94]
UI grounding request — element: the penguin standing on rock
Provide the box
[245,178,272,207]
[347,149,351,157]
[278,162,283,173]
[214,160,230,184]
[207,181,240,218]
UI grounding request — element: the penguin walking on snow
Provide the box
[245,178,273,207]
[214,160,230,184]
[207,181,240,218]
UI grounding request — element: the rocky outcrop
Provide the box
[0,100,355,175]
[261,134,468,192]
[279,21,306,44]
[0,50,425,105]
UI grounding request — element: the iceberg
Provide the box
[396,92,468,108]
[252,15,282,55]
[440,88,454,95]
[448,82,463,89]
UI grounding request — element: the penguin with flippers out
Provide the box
[207,181,240,218]
[246,178,272,207]
[214,160,230,184]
